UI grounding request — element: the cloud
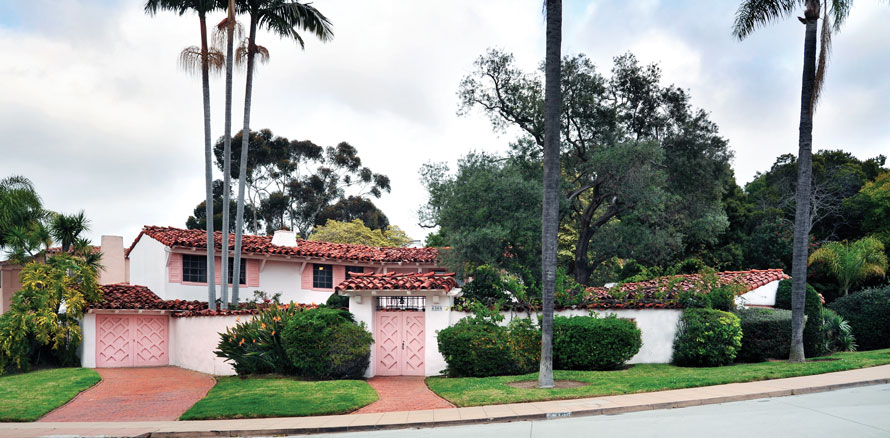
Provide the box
[0,0,888,249]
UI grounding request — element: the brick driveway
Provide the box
[39,367,215,422]
[354,376,454,414]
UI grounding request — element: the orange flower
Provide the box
[261,323,266,329]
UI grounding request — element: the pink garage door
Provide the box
[375,311,425,376]
[96,314,169,367]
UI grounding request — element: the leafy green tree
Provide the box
[308,219,411,247]
[420,153,542,279]
[0,254,101,373]
[145,0,224,307]
[230,0,334,306]
[48,211,89,253]
[0,176,46,255]
[809,237,888,297]
[846,172,890,254]
[458,51,732,284]
[733,0,854,363]
[186,180,256,233]
[316,196,389,231]
[215,129,391,237]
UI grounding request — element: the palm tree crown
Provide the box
[809,237,888,296]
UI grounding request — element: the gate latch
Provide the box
[402,341,405,350]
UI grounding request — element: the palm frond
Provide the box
[180,46,226,76]
[257,1,333,49]
[812,0,832,111]
[732,0,803,40]
[213,17,245,52]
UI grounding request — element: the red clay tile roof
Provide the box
[90,284,206,311]
[127,225,438,264]
[47,245,101,255]
[336,271,459,293]
[579,269,790,309]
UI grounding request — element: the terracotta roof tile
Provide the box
[336,271,458,293]
[127,225,438,264]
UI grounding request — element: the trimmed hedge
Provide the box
[437,323,514,377]
[774,279,824,356]
[553,315,642,370]
[673,308,743,367]
[735,307,792,363]
[281,307,373,379]
[829,286,890,351]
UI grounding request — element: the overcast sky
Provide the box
[1,0,888,248]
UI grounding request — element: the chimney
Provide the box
[271,230,298,247]
[99,235,126,285]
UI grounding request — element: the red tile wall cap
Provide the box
[583,269,790,303]
[336,271,458,293]
[127,225,438,264]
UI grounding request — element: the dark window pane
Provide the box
[226,258,247,285]
[313,264,333,289]
[345,266,364,276]
[182,254,208,283]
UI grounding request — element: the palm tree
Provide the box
[0,176,48,264]
[733,0,852,362]
[219,0,237,310]
[145,0,223,308]
[810,237,888,296]
[49,211,90,253]
[538,0,562,389]
[229,0,334,305]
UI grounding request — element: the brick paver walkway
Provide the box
[39,367,215,422]
[354,376,454,413]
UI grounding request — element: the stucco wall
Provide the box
[447,308,683,365]
[169,315,243,375]
[80,313,96,368]
[127,235,168,299]
[736,280,780,307]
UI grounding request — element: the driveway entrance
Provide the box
[96,314,169,367]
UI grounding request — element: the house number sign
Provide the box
[431,305,444,311]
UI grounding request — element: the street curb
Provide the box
[143,376,890,437]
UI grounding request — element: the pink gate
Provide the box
[375,311,425,376]
[97,314,169,367]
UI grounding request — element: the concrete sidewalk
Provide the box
[3,365,889,438]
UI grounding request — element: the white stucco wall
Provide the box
[80,313,96,368]
[736,280,780,307]
[169,315,244,375]
[127,235,168,298]
[447,308,683,365]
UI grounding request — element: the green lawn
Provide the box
[180,376,378,420]
[427,349,890,407]
[0,367,101,421]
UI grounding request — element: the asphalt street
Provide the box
[302,384,890,438]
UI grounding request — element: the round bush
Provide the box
[774,279,824,356]
[281,307,373,379]
[437,322,514,377]
[553,315,642,370]
[325,293,350,310]
[829,286,890,351]
[735,307,792,363]
[507,318,541,374]
[673,308,743,367]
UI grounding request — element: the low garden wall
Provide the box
[169,315,241,376]
[447,308,683,364]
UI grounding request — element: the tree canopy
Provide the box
[308,219,411,247]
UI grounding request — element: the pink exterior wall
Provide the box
[0,264,22,314]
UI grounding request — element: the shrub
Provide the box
[437,322,514,377]
[553,315,642,371]
[281,307,372,379]
[820,308,857,354]
[774,279,824,356]
[673,308,743,367]
[829,286,890,350]
[506,318,541,374]
[215,303,311,375]
[325,293,350,310]
[461,265,510,306]
[735,307,792,363]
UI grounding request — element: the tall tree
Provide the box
[220,0,237,310]
[145,0,223,308]
[0,176,49,264]
[230,0,334,306]
[539,0,561,389]
[809,237,888,296]
[733,0,852,362]
[48,211,89,253]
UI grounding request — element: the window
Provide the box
[345,266,364,277]
[181,255,245,284]
[227,258,247,285]
[182,254,207,283]
[313,264,333,289]
[376,296,425,311]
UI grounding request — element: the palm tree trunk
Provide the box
[220,0,236,310]
[538,0,562,389]
[199,12,216,308]
[789,3,820,363]
[232,17,258,307]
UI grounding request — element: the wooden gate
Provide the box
[375,311,425,376]
[96,314,169,367]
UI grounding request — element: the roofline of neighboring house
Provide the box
[167,245,439,267]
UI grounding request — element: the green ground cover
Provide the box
[180,376,378,420]
[0,368,101,421]
[426,349,890,407]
